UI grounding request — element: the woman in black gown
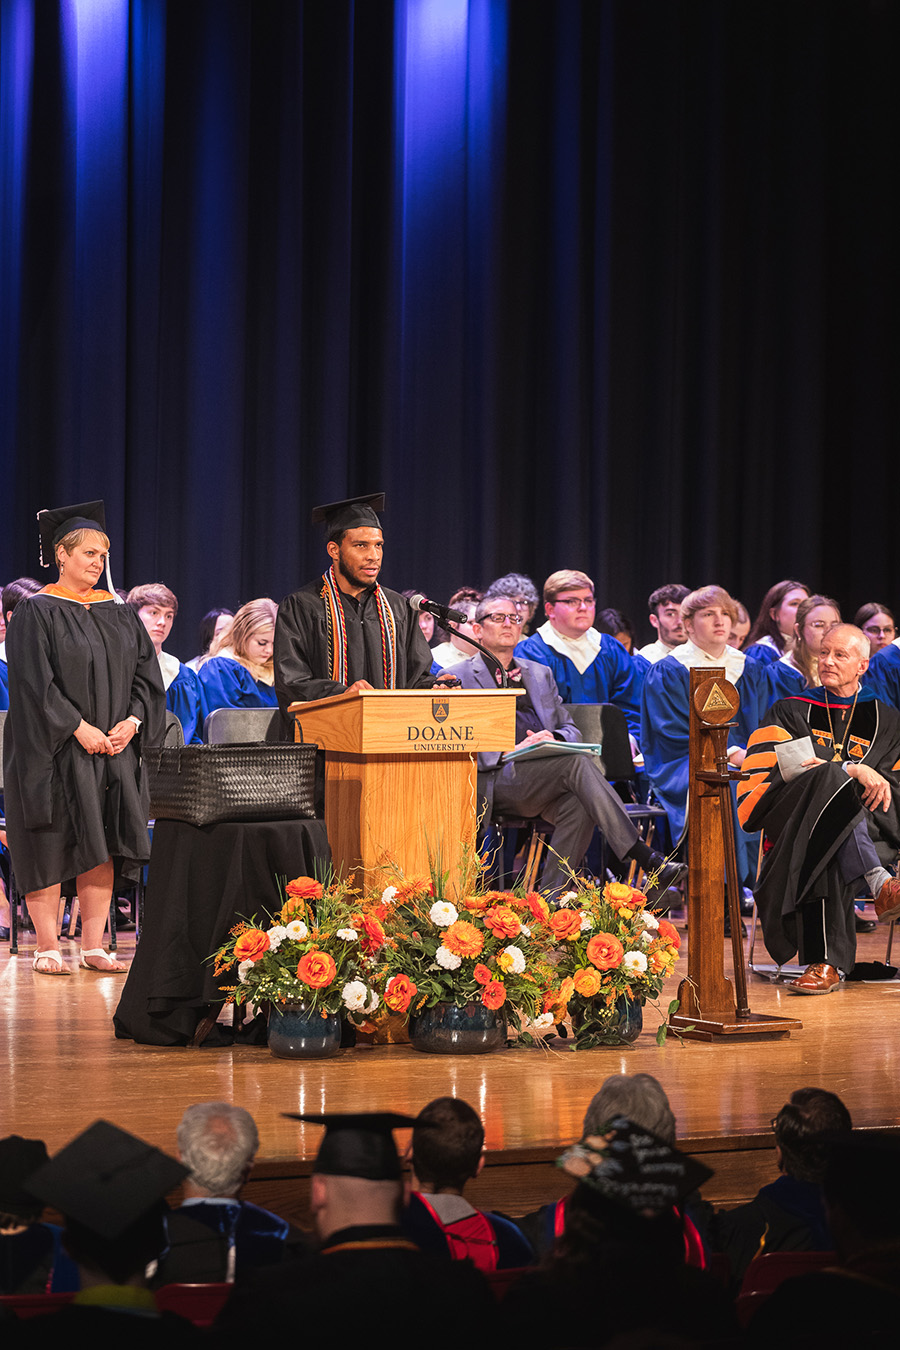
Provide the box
[3,501,164,974]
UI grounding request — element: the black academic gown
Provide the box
[738,690,900,971]
[3,593,165,892]
[273,580,434,709]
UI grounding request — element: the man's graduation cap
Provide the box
[25,1120,188,1239]
[37,500,107,569]
[283,1110,415,1180]
[557,1115,712,1215]
[311,493,385,540]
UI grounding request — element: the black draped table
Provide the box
[114,817,330,1046]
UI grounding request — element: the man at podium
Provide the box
[274,494,437,709]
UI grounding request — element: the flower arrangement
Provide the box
[211,875,380,1023]
[544,880,681,1048]
[358,879,562,1041]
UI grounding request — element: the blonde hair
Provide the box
[56,527,110,568]
[543,569,594,606]
[681,585,738,627]
[213,598,277,681]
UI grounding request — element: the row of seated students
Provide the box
[3,1077,897,1347]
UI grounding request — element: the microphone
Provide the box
[408,593,467,625]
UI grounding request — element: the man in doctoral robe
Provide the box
[273,494,438,710]
[448,597,685,901]
[738,624,900,994]
[514,569,644,743]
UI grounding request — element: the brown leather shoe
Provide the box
[874,877,900,924]
[787,962,841,995]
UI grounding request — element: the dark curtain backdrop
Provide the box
[2,0,897,654]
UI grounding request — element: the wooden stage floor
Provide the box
[3,911,899,1222]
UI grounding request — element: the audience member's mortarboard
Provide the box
[0,1135,50,1214]
[24,1120,188,1239]
[311,493,386,537]
[283,1110,416,1180]
[37,500,107,569]
[557,1115,713,1214]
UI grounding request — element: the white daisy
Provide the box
[285,919,308,941]
[623,950,648,977]
[430,900,459,927]
[435,946,462,970]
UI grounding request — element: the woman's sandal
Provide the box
[80,947,128,973]
[32,949,72,976]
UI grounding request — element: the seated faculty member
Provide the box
[154,1102,299,1284]
[448,597,684,901]
[515,569,644,743]
[273,493,439,709]
[737,624,900,994]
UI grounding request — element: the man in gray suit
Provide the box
[446,597,685,901]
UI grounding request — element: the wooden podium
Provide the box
[288,689,519,893]
[668,667,802,1042]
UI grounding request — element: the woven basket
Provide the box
[145,742,318,826]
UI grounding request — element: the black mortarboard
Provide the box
[283,1110,415,1180]
[311,493,385,538]
[557,1115,712,1213]
[37,499,107,569]
[0,1135,50,1213]
[24,1120,188,1239]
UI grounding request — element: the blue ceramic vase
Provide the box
[267,1002,342,1059]
[408,1001,508,1054]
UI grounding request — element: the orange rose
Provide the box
[605,881,634,907]
[297,950,337,988]
[462,893,490,913]
[287,876,323,900]
[384,973,417,1013]
[483,905,521,939]
[351,914,385,956]
[551,976,575,1011]
[549,908,582,941]
[443,920,484,958]
[573,967,603,998]
[586,932,624,970]
[472,963,492,985]
[657,919,681,950]
[526,892,550,926]
[233,929,270,963]
[482,980,507,1010]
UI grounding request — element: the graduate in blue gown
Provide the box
[743,580,809,667]
[127,583,205,743]
[864,639,900,709]
[515,569,644,743]
[764,595,843,708]
[198,598,279,721]
[0,656,8,711]
[641,587,770,884]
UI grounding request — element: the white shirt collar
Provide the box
[537,620,602,675]
[157,649,181,690]
[668,639,746,683]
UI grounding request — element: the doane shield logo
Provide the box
[432,698,450,723]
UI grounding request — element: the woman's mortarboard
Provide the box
[37,500,107,568]
[36,499,121,599]
[283,1110,415,1180]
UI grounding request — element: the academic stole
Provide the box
[321,566,397,688]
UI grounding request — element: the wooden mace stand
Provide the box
[288,688,519,897]
[668,667,802,1042]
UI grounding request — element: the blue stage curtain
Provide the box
[2,1,898,649]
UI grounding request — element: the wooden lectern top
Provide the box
[287,687,521,755]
